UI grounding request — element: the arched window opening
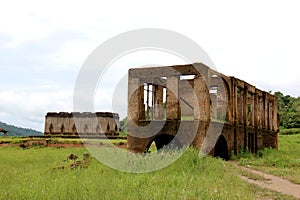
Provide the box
[106,123,110,134]
[214,135,229,160]
[144,83,155,120]
[49,123,53,134]
[96,124,101,134]
[210,75,229,122]
[72,124,77,134]
[179,75,195,121]
[84,124,88,134]
[61,124,65,134]
[144,134,182,153]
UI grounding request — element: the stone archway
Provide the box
[214,135,229,160]
[145,134,182,152]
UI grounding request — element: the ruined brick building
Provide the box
[127,63,279,159]
[44,112,119,136]
[0,128,8,138]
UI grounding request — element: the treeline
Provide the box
[274,92,300,129]
[0,121,42,136]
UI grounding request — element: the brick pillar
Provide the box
[264,94,269,130]
[139,84,145,120]
[273,97,279,131]
[166,76,180,120]
[254,92,259,152]
[254,92,259,128]
[243,87,248,126]
[226,80,233,123]
[269,102,274,131]
[243,87,248,148]
[193,75,210,122]
[218,81,228,122]
[128,77,141,123]
[262,93,266,129]
[233,81,238,124]
[248,92,255,126]
[238,89,244,124]
[154,84,164,120]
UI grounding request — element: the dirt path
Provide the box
[236,164,300,199]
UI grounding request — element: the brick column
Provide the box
[262,93,266,129]
[153,84,164,120]
[128,77,141,122]
[243,87,248,126]
[166,76,180,120]
[233,81,238,124]
[254,92,259,128]
[139,84,145,120]
[264,94,269,130]
[193,75,210,122]
[243,87,248,148]
[226,80,233,123]
[273,97,279,131]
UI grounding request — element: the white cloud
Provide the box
[0,89,73,131]
[0,0,300,131]
[52,39,98,67]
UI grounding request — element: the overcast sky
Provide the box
[0,0,299,131]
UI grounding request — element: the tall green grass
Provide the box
[0,146,274,200]
[238,134,300,184]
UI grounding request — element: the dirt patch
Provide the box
[53,153,91,170]
[19,139,49,148]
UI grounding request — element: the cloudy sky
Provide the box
[0,0,299,131]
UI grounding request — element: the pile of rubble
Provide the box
[54,153,91,170]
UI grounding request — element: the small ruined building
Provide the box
[127,63,279,159]
[0,128,8,138]
[44,112,120,136]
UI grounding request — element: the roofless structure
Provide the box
[44,112,120,136]
[127,63,279,159]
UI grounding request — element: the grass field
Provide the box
[238,134,300,184]
[0,144,297,200]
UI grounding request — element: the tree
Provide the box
[119,117,128,133]
[274,91,300,129]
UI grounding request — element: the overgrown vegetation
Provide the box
[237,134,300,184]
[0,133,299,199]
[274,91,300,129]
[0,91,299,199]
[0,146,296,199]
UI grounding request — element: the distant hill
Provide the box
[0,121,42,136]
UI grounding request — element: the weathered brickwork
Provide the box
[44,112,119,136]
[127,63,279,159]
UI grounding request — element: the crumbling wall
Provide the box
[127,63,279,158]
[44,112,119,136]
